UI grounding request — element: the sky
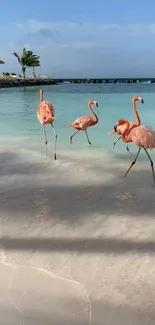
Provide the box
[1,0,155,78]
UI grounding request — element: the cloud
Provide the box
[26,28,60,41]
[16,20,155,43]
[1,20,155,78]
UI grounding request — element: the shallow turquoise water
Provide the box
[1,83,155,148]
[1,83,155,178]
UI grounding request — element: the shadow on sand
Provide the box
[0,150,155,225]
[1,236,155,254]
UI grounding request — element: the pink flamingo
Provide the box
[37,89,57,160]
[67,99,99,145]
[109,96,144,152]
[113,118,155,182]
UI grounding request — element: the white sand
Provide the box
[0,146,155,324]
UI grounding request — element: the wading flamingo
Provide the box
[109,96,144,152]
[37,89,57,160]
[67,99,99,145]
[113,119,155,183]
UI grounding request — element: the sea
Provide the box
[1,83,155,162]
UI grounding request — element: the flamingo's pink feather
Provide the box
[37,101,55,125]
[70,116,96,131]
[69,116,95,131]
[129,126,155,149]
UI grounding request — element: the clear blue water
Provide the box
[1,83,155,179]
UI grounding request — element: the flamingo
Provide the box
[109,96,144,152]
[67,99,99,145]
[37,89,57,160]
[113,118,155,182]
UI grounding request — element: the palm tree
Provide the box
[12,48,30,78]
[27,54,40,78]
[12,48,40,78]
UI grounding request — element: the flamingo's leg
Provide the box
[113,136,121,149]
[144,148,155,183]
[85,131,92,145]
[51,123,57,160]
[42,125,48,158]
[126,144,130,152]
[70,130,80,145]
[124,148,141,178]
[113,136,130,152]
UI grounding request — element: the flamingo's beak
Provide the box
[96,102,98,107]
[46,116,55,123]
[138,97,144,104]
[108,130,116,135]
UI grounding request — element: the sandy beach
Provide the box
[0,144,155,324]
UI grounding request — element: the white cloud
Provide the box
[1,20,155,78]
[16,20,154,39]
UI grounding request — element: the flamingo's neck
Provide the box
[132,98,140,126]
[88,102,98,123]
[40,92,43,102]
[121,120,131,143]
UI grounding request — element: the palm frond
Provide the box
[12,52,21,64]
[12,48,41,78]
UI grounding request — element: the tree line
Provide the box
[0,48,40,78]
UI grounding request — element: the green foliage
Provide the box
[2,72,10,76]
[12,48,40,78]
[2,72,17,77]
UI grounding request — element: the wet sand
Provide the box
[0,147,155,324]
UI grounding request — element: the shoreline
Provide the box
[0,77,57,88]
[0,77,155,89]
[56,78,155,84]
